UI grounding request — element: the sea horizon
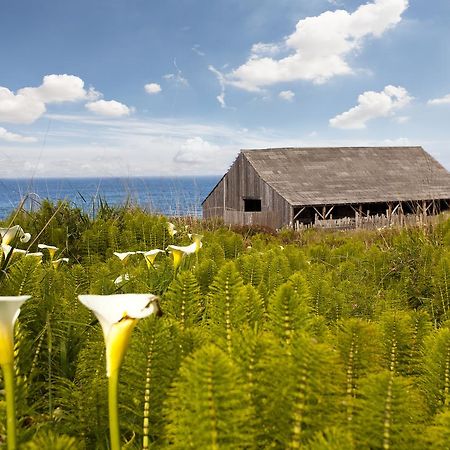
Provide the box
[0,175,220,219]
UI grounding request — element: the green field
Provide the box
[1,201,450,449]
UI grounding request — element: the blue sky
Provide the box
[1,0,450,177]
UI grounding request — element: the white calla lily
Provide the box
[78,293,160,450]
[37,244,59,260]
[113,251,136,262]
[167,222,177,237]
[78,293,160,377]
[25,252,44,262]
[140,249,165,268]
[52,257,69,269]
[190,234,203,253]
[166,242,198,271]
[114,274,130,285]
[0,225,31,246]
[1,244,27,259]
[0,296,31,366]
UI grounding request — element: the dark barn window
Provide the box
[244,198,261,212]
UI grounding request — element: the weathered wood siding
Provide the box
[203,153,292,229]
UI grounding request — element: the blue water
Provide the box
[0,177,220,219]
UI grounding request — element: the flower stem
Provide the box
[2,363,17,450]
[108,370,121,450]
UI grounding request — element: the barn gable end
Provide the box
[202,152,291,229]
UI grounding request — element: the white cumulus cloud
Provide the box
[174,137,220,164]
[0,87,46,124]
[225,0,408,91]
[0,127,37,143]
[0,74,98,124]
[144,83,162,94]
[428,94,450,105]
[279,90,295,102]
[329,85,412,129]
[19,74,88,103]
[85,100,131,117]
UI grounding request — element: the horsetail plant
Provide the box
[77,293,161,450]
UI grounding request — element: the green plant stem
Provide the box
[2,363,17,450]
[108,370,121,450]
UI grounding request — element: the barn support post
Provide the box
[325,205,334,219]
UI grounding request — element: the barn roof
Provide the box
[241,147,450,206]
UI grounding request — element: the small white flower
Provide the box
[114,274,130,285]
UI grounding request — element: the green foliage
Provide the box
[23,431,83,449]
[165,344,255,449]
[267,282,314,344]
[353,372,426,449]
[3,204,450,448]
[206,262,245,353]
[259,332,343,448]
[162,271,203,329]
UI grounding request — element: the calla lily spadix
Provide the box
[37,243,58,260]
[0,225,31,246]
[0,296,31,450]
[78,293,161,450]
[113,251,136,262]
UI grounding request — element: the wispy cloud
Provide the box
[208,66,227,108]
[191,45,205,57]
[279,90,295,102]
[164,59,189,87]
[428,94,450,105]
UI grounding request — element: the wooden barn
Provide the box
[202,146,450,229]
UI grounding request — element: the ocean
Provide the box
[0,176,220,219]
